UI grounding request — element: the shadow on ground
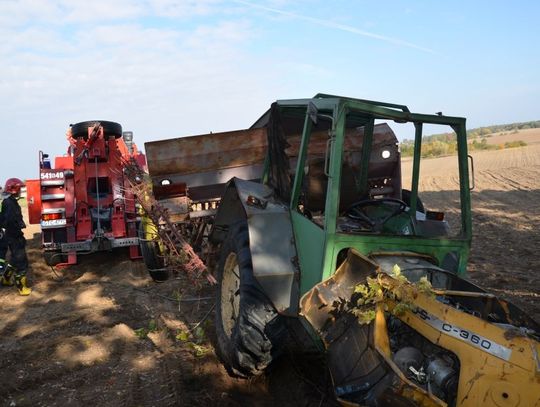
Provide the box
[0,234,336,407]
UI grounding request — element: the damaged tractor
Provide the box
[144,95,540,406]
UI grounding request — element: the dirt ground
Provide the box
[1,142,539,407]
[0,226,333,407]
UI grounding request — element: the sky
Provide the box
[1,0,539,186]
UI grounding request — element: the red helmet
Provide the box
[4,178,24,195]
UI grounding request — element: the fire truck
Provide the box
[26,121,146,266]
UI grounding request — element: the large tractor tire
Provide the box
[324,313,402,406]
[215,221,287,378]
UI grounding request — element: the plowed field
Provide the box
[403,143,540,319]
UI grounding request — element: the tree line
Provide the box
[400,119,538,158]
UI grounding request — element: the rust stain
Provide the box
[146,128,267,176]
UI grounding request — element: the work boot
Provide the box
[1,262,15,287]
[14,274,31,296]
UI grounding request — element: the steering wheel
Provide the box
[346,198,408,232]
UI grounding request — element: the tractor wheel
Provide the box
[325,313,405,406]
[138,220,168,282]
[140,239,168,282]
[402,189,425,213]
[70,121,123,140]
[140,240,169,283]
[43,251,67,266]
[215,221,287,378]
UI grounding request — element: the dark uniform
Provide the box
[0,178,31,295]
[0,193,29,290]
[0,205,8,276]
[0,194,28,273]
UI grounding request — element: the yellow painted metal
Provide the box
[334,303,445,407]
[337,286,540,407]
[139,202,164,254]
[394,291,540,407]
[310,249,540,407]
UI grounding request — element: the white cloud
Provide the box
[61,0,145,22]
[0,0,63,27]
[0,0,226,27]
[0,0,450,186]
[0,2,288,184]
[148,0,223,18]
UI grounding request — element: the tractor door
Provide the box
[288,106,401,292]
[287,108,333,294]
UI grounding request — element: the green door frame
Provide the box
[284,95,471,294]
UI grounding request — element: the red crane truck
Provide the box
[26,121,146,266]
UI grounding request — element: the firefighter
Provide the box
[0,178,31,295]
[0,197,9,288]
[0,187,9,286]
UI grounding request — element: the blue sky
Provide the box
[1,0,539,185]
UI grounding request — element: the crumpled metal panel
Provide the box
[301,249,378,336]
[234,178,300,315]
[211,178,300,315]
[301,249,540,406]
[300,250,443,406]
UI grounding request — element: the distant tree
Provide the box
[479,127,491,136]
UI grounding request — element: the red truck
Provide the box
[26,121,146,266]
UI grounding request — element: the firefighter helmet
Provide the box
[4,178,24,195]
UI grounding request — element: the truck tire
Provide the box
[140,239,168,282]
[138,221,168,282]
[70,121,123,139]
[215,221,287,378]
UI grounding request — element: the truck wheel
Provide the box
[43,251,67,266]
[215,221,287,378]
[138,221,168,282]
[140,239,168,282]
[70,121,123,139]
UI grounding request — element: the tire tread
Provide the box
[215,221,287,377]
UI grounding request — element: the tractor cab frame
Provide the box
[269,94,472,293]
